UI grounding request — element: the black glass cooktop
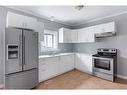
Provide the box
[92,54,116,58]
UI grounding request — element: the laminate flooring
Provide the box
[36,70,127,89]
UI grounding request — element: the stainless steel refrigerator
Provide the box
[5,27,38,89]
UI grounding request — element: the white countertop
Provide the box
[39,52,74,59]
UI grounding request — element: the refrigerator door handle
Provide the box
[23,35,25,65]
[19,34,22,66]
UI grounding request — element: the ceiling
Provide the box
[8,6,127,26]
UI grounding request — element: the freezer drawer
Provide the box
[5,68,38,89]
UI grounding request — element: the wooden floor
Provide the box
[36,70,127,89]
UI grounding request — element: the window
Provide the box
[40,29,58,52]
[43,34,54,48]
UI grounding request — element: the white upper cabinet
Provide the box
[33,21,44,41]
[93,22,115,34]
[71,30,78,43]
[6,12,37,30]
[78,27,95,43]
[58,27,72,43]
[59,22,115,43]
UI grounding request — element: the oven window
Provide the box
[94,59,110,70]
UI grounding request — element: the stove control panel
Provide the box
[97,48,117,53]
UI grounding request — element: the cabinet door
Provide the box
[7,12,24,28]
[39,57,59,82]
[7,12,37,29]
[25,16,37,30]
[44,57,59,78]
[78,27,95,43]
[39,59,48,82]
[78,28,87,42]
[71,30,78,43]
[75,53,92,74]
[94,22,115,34]
[102,22,115,33]
[60,55,74,73]
[85,28,95,42]
[58,28,71,43]
[33,21,44,41]
[64,28,72,43]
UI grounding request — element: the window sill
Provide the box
[41,48,60,52]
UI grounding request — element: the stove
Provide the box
[92,48,117,82]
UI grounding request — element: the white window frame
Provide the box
[41,29,58,52]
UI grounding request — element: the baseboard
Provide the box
[117,74,127,80]
[0,84,4,89]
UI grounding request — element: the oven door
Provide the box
[92,57,114,74]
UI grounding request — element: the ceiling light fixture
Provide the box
[75,5,84,11]
[50,16,55,21]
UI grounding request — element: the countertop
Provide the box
[39,52,74,59]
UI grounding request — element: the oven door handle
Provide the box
[92,57,113,60]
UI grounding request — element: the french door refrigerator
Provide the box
[5,27,38,89]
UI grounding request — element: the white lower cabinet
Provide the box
[59,54,74,73]
[39,57,59,82]
[75,53,92,74]
[39,54,75,82]
[39,53,92,82]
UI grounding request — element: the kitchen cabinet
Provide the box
[78,27,95,43]
[75,53,92,74]
[6,12,37,30]
[93,22,115,34]
[39,54,75,82]
[39,57,59,82]
[59,27,95,43]
[58,22,115,43]
[33,21,44,41]
[59,54,74,73]
[71,30,78,43]
[58,28,72,43]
